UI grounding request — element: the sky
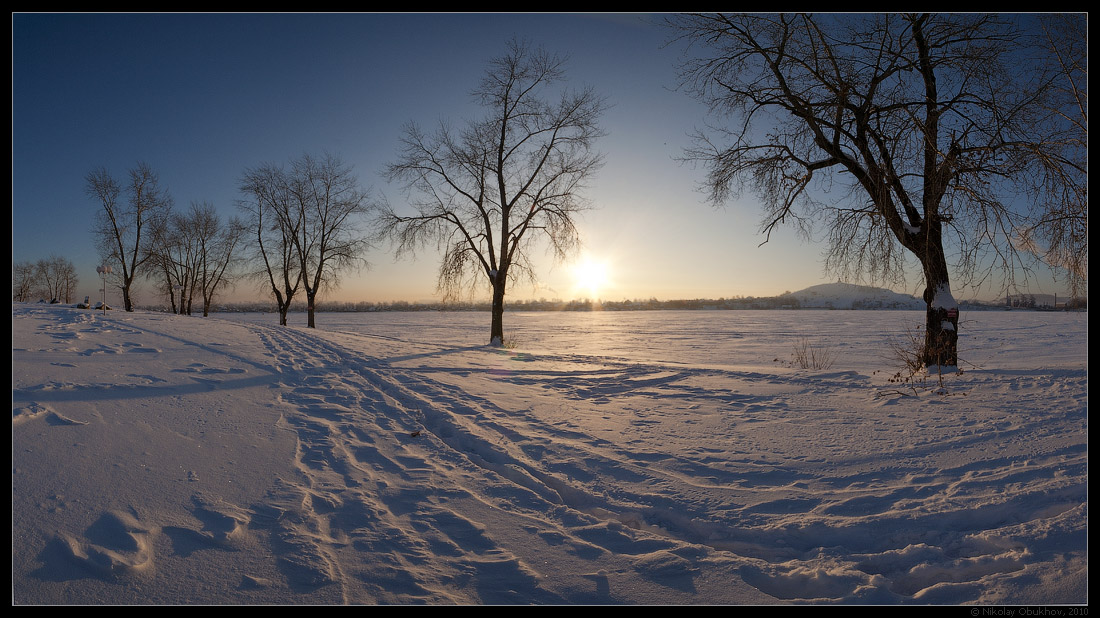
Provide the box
[12,13,1078,307]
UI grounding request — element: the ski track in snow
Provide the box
[11,306,1087,604]
[243,315,1084,603]
[249,323,669,603]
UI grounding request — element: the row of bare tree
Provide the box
[81,18,1085,364]
[85,155,375,325]
[84,40,593,342]
[85,164,245,316]
[12,256,79,303]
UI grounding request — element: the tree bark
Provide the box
[278,299,290,326]
[490,275,506,346]
[920,238,959,368]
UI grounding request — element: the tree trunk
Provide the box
[307,293,316,329]
[122,284,134,312]
[920,243,959,368]
[490,277,506,346]
[924,302,958,368]
[273,291,289,326]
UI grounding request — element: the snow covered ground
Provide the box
[12,304,1087,605]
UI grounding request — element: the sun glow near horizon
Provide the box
[570,255,613,300]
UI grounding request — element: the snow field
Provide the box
[12,305,1087,604]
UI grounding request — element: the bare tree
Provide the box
[12,261,38,302]
[670,14,1086,366]
[51,256,79,301]
[147,201,244,316]
[239,155,371,327]
[239,164,302,326]
[32,256,79,303]
[55,257,79,304]
[286,154,374,328]
[1022,14,1087,297]
[381,39,606,346]
[36,258,60,302]
[191,202,246,317]
[147,206,196,314]
[87,163,173,311]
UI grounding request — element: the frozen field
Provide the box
[12,305,1087,604]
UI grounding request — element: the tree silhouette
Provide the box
[87,163,172,312]
[671,13,1086,365]
[239,154,372,327]
[381,39,606,346]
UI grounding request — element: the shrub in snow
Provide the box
[791,337,835,370]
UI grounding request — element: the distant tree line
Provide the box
[1003,294,1086,310]
[12,256,79,303]
[190,293,1084,315]
[194,295,807,313]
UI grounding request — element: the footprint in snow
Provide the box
[59,510,158,579]
[190,494,252,547]
[12,403,87,426]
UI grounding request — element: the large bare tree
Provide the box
[670,13,1086,366]
[239,154,372,328]
[381,39,606,346]
[86,163,173,311]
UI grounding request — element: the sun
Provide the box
[572,256,611,299]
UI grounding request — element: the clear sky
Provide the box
[12,13,1074,306]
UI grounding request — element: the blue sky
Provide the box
[12,13,1073,306]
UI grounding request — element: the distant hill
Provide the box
[781,282,925,310]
